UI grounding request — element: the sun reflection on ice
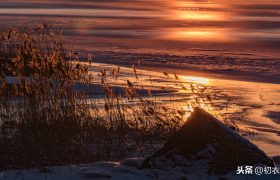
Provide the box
[181,76,210,85]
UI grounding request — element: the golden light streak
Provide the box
[181,76,210,85]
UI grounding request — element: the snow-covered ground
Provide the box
[86,62,280,158]
[209,78,280,157]
[2,63,280,179]
[1,157,279,180]
[70,62,280,158]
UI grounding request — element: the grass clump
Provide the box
[0,24,235,170]
[0,24,185,169]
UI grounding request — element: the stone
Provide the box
[142,108,275,175]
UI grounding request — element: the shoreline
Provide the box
[140,64,280,85]
[90,50,280,85]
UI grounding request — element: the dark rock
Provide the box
[142,108,275,175]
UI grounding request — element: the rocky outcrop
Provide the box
[142,108,275,175]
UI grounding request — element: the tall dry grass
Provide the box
[0,24,235,170]
[0,24,186,169]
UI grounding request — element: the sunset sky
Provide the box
[1,0,280,56]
